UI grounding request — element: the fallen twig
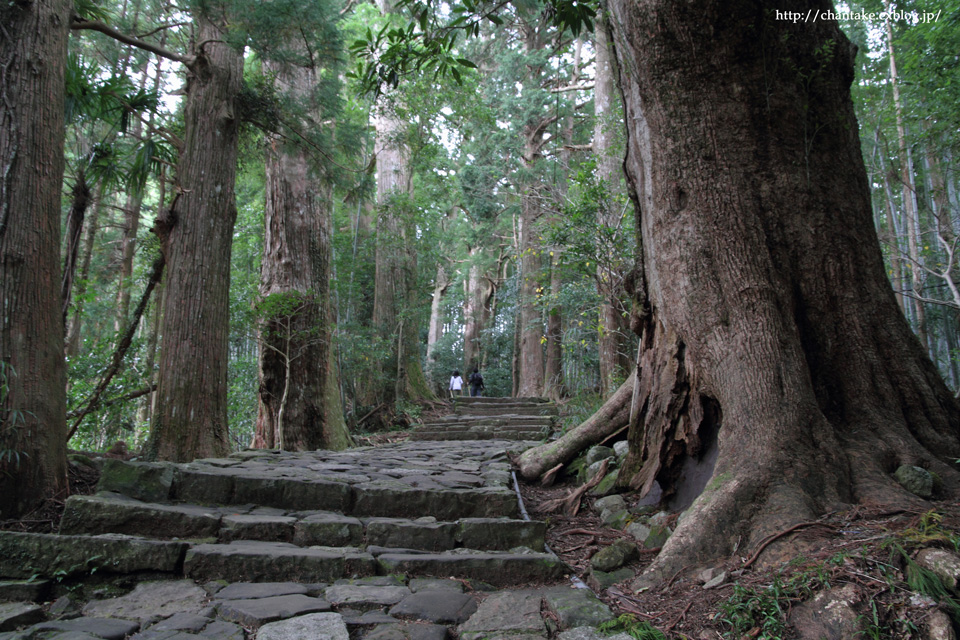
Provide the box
[666,600,693,631]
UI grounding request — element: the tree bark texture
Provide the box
[254,61,350,451]
[147,15,242,462]
[0,0,71,516]
[593,18,630,396]
[463,251,494,374]
[544,250,565,400]
[606,0,960,580]
[367,94,433,406]
[517,179,545,398]
[65,192,102,356]
[427,263,449,387]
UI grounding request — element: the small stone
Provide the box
[624,522,651,542]
[590,539,638,572]
[201,620,245,640]
[458,591,545,640]
[585,446,615,466]
[389,592,478,624]
[365,622,448,640]
[217,595,331,627]
[49,595,81,619]
[915,549,960,589]
[585,568,634,591]
[339,608,399,625]
[703,571,727,590]
[590,471,620,497]
[148,613,210,632]
[594,496,625,513]
[643,524,671,549]
[325,585,410,610]
[82,580,207,624]
[600,509,630,529]
[613,441,629,459]
[894,465,934,498]
[925,609,955,640]
[215,582,310,600]
[542,586,614,630]
[257,612,348,640]
[696,568,716,584]
[408,579,463,593]
[31,617,141,640]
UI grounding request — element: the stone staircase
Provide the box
[1,442,562,588]
[0,404,623,639]
[412,397,558,441]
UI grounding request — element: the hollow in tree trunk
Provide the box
[604,0,960,583]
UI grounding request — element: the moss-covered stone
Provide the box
[97,459,175,502]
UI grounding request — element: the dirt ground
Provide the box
[522,478,960,639]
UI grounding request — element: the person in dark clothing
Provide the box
[468,367,485,397]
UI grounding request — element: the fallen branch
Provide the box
[516,372,634,481]
[67,254,165,441]
[538,459,609,516]
[356,403,385,425]
[66,384,156,419]
[665,600,693,631]
[541,463,564,487]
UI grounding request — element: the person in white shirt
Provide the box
[449,370,464,397]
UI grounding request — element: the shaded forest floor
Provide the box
[4,438,960,638]
[524,479,960,639]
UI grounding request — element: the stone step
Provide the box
[453,397,551,405]
[410,428,549,442]
[96,441,525,521]
[420,416,554,428]
[454,406,559,417]
[60,493,547,552]
[0,531,565,587]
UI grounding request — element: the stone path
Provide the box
[412,397,558,441]
[0,409,620,639]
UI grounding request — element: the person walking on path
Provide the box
[449,370,464,397]
[468,367,485,397]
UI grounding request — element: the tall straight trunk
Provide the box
[463,250,494,374]
[427,264,449,384]
[886,8,927,349]
[543,249,565,400]
[517,183,545,398]
[65,190,103,356]
[606,0,960,583]
[61,171,91,330]
[877,134,906,313]
[594,18,630,396]
[115,55,161,331]
[146,15,242,462]
[367,26,432,406]
[463,257,480,373]
[0,0,70,516]
[253,60,350,451]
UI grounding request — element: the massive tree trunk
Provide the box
[146,15,242,462]
[0,0,70,516]
[253,59,350,452]
[605,0,960,582]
